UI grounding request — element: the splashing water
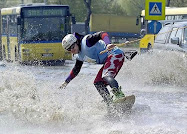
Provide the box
[0,68,64,124]
[121,50,187,87]
[0,50,186,134]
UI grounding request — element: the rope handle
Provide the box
[100,39,140,54]
[100,25,187,54]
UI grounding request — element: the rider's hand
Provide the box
[59,81,68,89]
[107,44,116,51]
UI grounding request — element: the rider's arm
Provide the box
[65,59,83,83]
[86,31,111,47]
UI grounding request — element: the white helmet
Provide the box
[62,34,77,51]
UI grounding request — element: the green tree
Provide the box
[6,0,21,6]
[84,0,91,34]
[0,0,6,8]
[32,0,46,3]
[92,0,126,15]
[0,0,34,8]
[49,0,125,22]
[169,0,187,7]
[116,0,145,16]
[49,0,86,22]
[1,0,126,21]
[167,0,171,6]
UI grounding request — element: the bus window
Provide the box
[2,16,7,35]
[169,27,177,43]
[22,17,65,41]
[183,15,187,19]
[184,28,187,45]
[155,25,170,44]
[175,28,182,43]
[9,15,17,36]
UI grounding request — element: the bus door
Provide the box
[0,14,2,60]
[17,16,22,61]
[6,15,11,60]
[8,15,18,62]
[2,15,10,60]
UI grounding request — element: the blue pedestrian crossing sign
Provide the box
[149,2,162,15]
[145,0,165,20]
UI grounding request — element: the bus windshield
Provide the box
[22,17,66,41]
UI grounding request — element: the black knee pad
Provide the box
[94,81,110,95]
[103,76,118,88]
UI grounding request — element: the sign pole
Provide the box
[154,20,157,34]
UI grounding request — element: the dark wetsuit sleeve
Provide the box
[65,59,83,83]
[86,31,111,47]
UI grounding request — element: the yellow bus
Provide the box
[89,14,141,42]
[1,4,73,65]
[139,7,187,53]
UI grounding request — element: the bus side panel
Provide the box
[9,36,18,61]
[90,14,141,33]
[139,34,155,52]
[20,43,72,62]
[34,43,72,61]
[2,36,8,60]
[20,44,35,62]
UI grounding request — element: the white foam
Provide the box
[0,50,186,134]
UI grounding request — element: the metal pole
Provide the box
[154,20,157,34]
[21,0,24,4]
[44,0,47,4]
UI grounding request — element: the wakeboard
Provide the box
[108,95,135,113]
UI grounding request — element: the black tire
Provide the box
[3,46,6,60]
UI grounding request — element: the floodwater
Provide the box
[0,50,186,134]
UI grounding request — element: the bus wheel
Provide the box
[18,51,22,63]
[55,60,65,66]
[3,46,6,60]
[15,47,18,61]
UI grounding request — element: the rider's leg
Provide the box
[103,76,125,99]
[102,54,125,100]
[94,81,112,105]
[94,66,112,105]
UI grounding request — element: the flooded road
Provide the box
[0,50,186,134]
